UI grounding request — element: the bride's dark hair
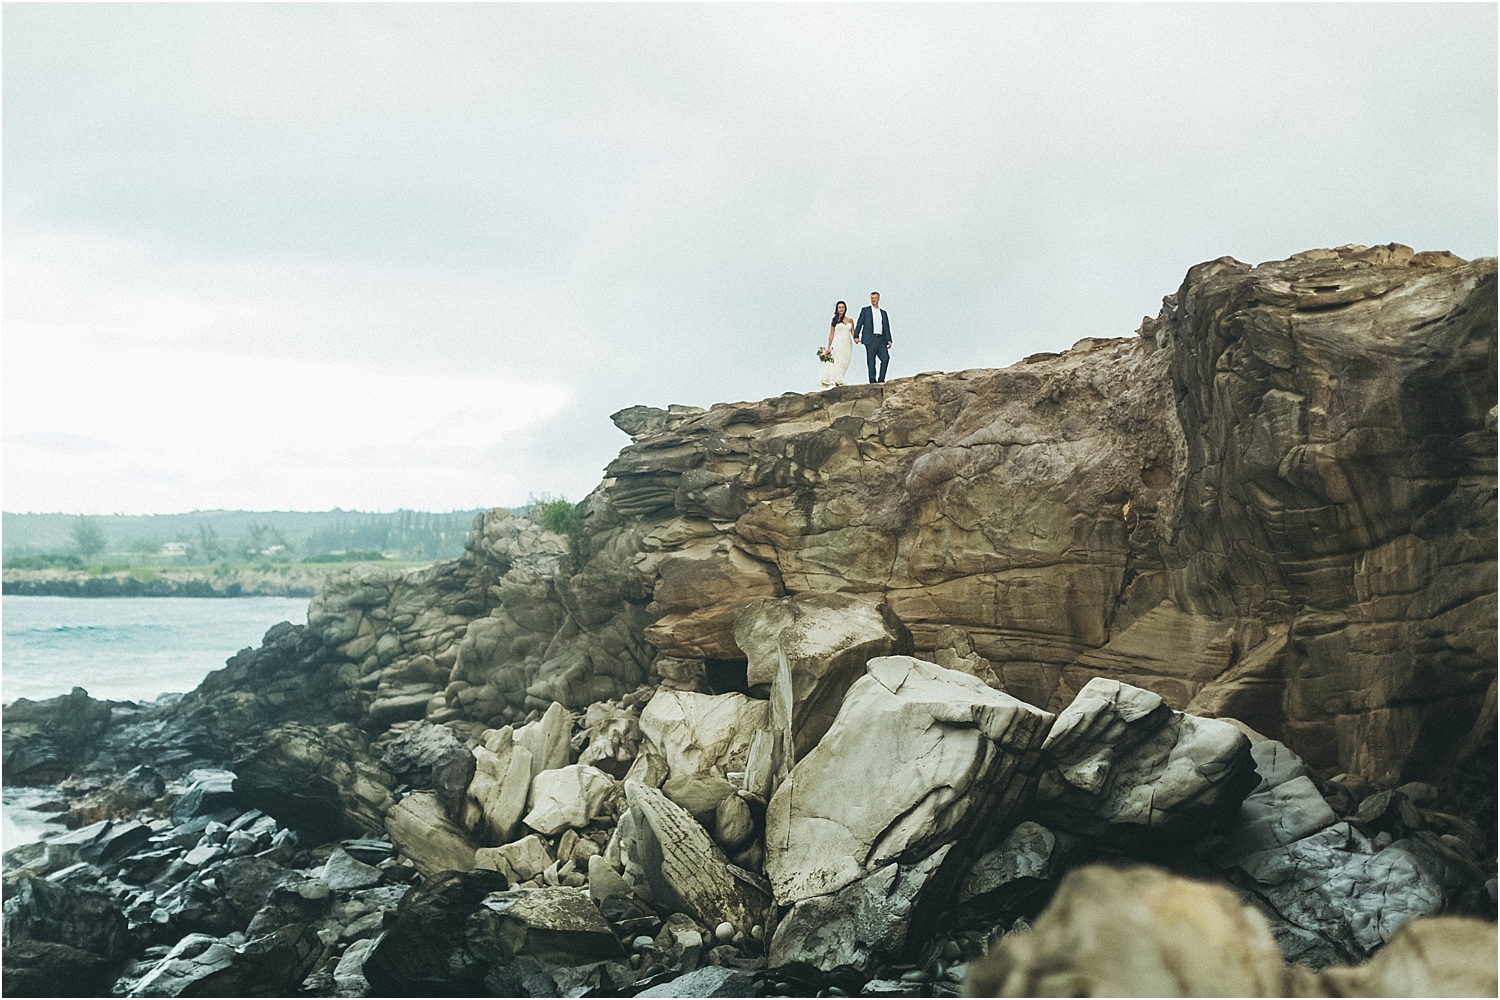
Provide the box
[831,301,847,327]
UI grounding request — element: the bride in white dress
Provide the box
[819,300,854,387]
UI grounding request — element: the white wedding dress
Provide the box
[819,321,854,387]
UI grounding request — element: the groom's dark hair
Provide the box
[870,291,880,296]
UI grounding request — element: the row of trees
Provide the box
[48,512,482,565]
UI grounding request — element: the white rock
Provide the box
[638,690,769,780]
[333,935,380,996]
[765,656,1053,906]
[1214,734,1337,864]
[623,779,770,934]
[476,833,555,882]
[523,764,616,835]
[384,791,477,878]
[466,728,534,845]
[515,702,572,780]
[734,593,912,761]
[1037,678,1259,843]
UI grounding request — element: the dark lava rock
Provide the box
[1,877,131,994]
[231,723,393,842]
[169,770,242,825]
[1,939,117,997]
[245,879,333,937]
[637,966,758,997]
[363,868,510,995]
[2,687,118,784]
[129,923,323,998]
[381,722,477,821]
[213,856,296,925]
[69,764,167,825]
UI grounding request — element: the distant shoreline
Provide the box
[1,561,425,599]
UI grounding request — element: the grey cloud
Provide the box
[3,3,1494,511]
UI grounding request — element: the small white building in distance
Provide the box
[160,542,188,557]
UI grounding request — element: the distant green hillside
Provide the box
[1,508,510,564]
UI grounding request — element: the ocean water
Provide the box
[2,595,308,850]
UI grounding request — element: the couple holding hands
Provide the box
[819,291,892,387]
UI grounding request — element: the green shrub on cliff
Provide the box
[531,495,578,537]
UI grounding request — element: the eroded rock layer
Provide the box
[220,243,1495,787]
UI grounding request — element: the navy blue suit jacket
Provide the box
[854,306,891,345]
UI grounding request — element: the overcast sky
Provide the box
[4,3,1496,515]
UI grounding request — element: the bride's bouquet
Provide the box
[817,347,834,364]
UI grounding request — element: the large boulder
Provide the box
[475,834,555,883]
[477,886,625,964]
[964,863,1500,998]
[1231,822,1477,963]
[578,702,644,778]
[127,923,322,998]
[1035,678,1259,845]
[621,780,770,937]
[1,877,131,996]
[1,687,118,784]
[963,864,1305,997]
[514,702,573,779]
[769,844,954,979]
[466,726,535,845]
[765,656,1053,906]
[734,593,913,760]
[1212,728,1337,866]
[638,690,770,780]
[384,791,479,877]
[522,764,617,835]
[231,723,393,842]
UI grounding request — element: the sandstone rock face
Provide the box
[599,245,1495,786]
[1161,247,1497,781]
[157,246,1491,800]
[6,245,1495,999]
[765,656,1053,906]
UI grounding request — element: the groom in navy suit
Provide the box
[853,291,892,383]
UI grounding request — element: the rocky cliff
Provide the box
[4,244,1494,998]
[255,242,1494,787]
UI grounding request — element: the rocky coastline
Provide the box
[3,245,1496,997]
